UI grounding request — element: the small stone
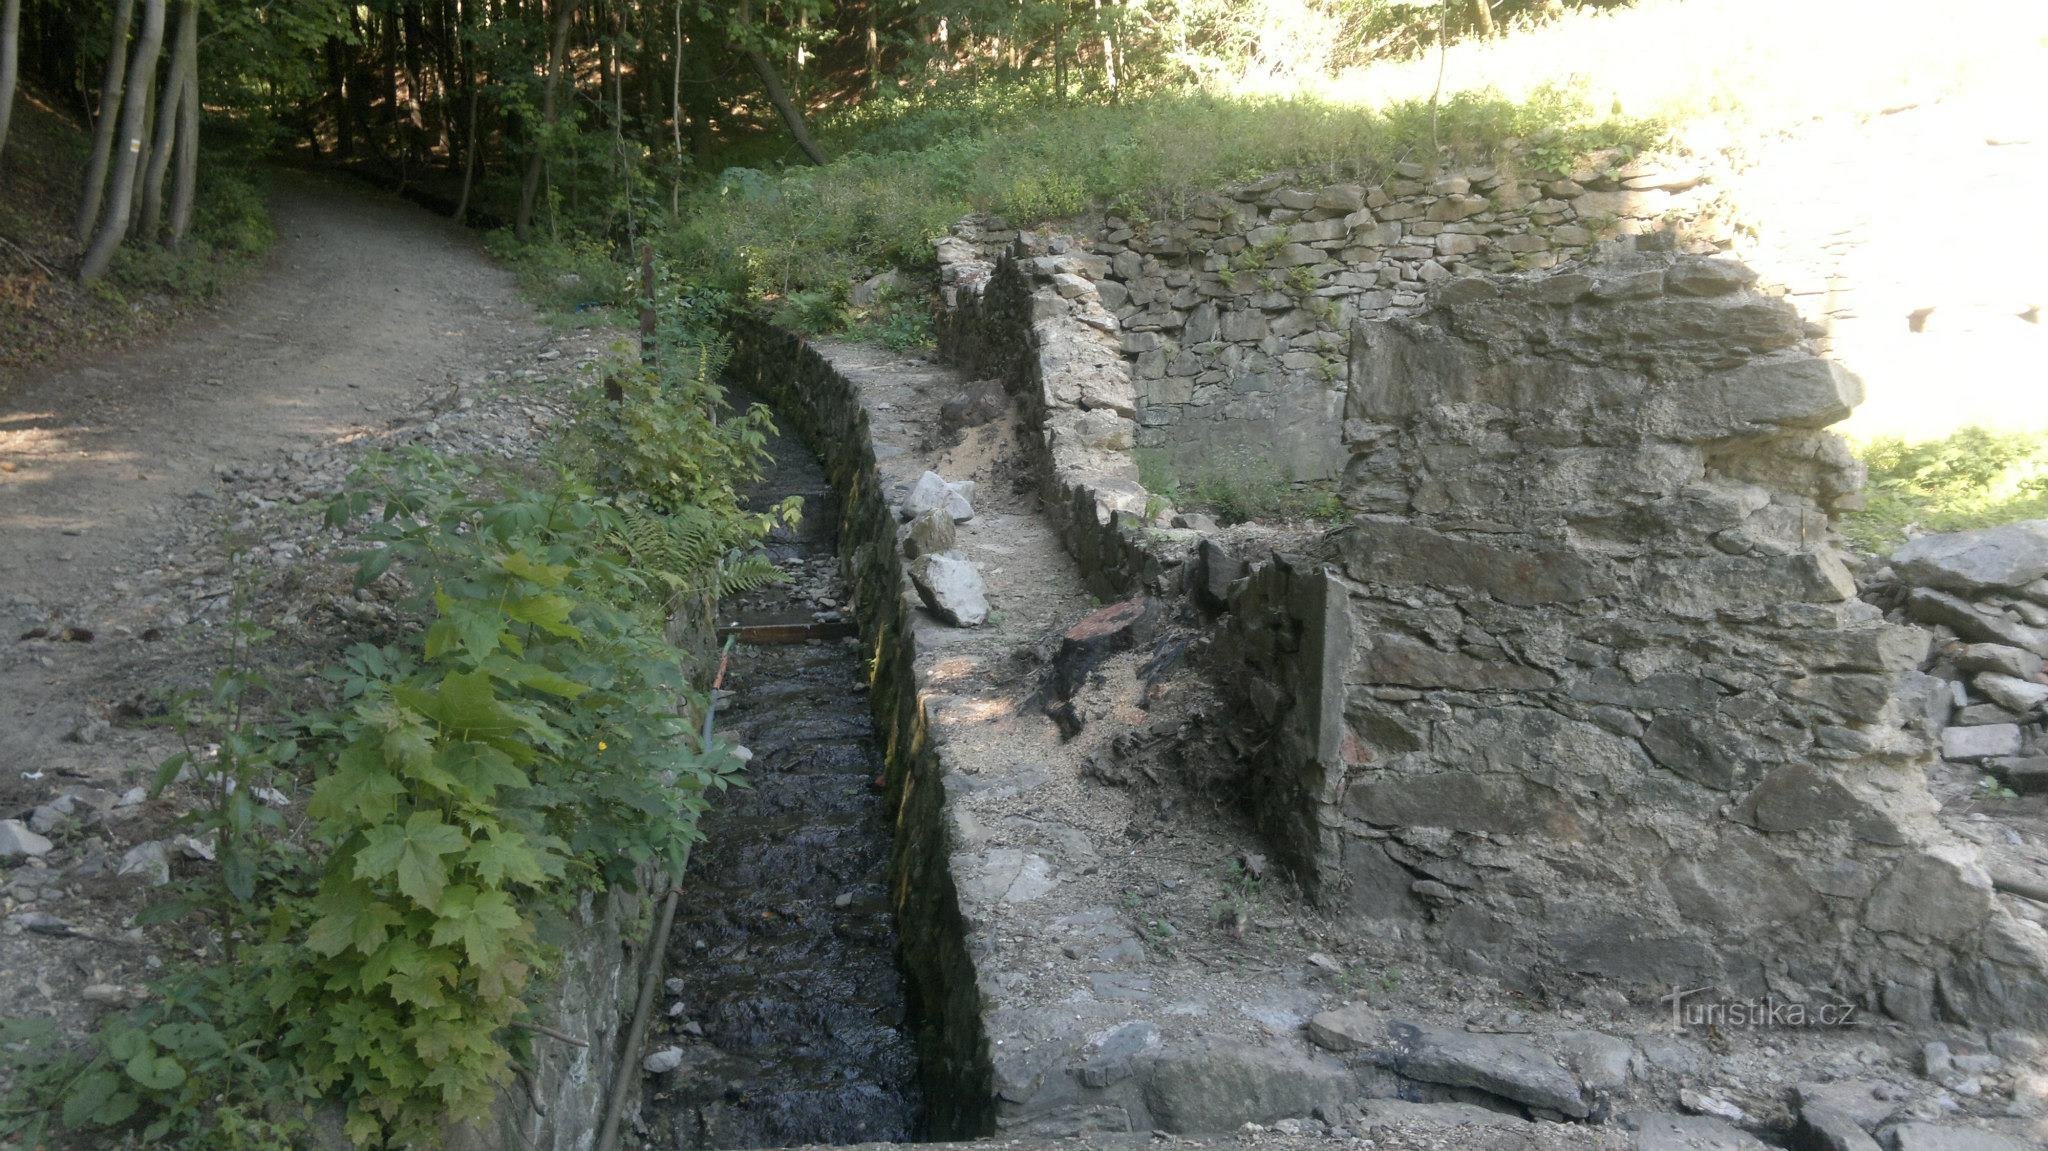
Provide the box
[1679,1089,1751,1124]
[1943,724,2025,761]
[833,892,854,908]
[908,552,989,627]
[850,269,901,306]
[1306,1003,1383,1052]
[117,841,172,886]
[1892,521,2048,594]
[903,509,956,560]
[1953,644,2044,680]
[1974,673,2048,714]
[1888,1122,2029,1151]
[1387,1021,1587,1117]
[643,1046,686,1074]
[0,820,54,860]
[901,471,975,522]
[1638,1113,1771,1150]
[27,797,75,835]
[114,787,146,808]
[172,834,215,862]
[1172,512,1219,532]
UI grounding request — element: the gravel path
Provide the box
[0,171,539,794]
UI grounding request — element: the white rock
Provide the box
[117,841,172,886]
[901,471,975,523]
[643,1046,685,1074]
[28,796,75,834]
[909,552,989,627]
[1975,673,2048,715]
[1943,723,2024,761]
[0,820,54,860]
[173,834,216,862]
[903,508,956,559]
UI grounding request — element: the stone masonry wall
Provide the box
[933,166,2048,1032]
[948,153,1711,484]
[1223,249,2048,1030]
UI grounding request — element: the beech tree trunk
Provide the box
[515,0,576,241]
[79,0,166,283]
[1469,0,1495,37]
[139,1,193,244]
[167,0,199,244]
[0,0,21,165]
[736,0,824,166]
[77,0,136,241]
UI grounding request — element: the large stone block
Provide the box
[1863,848,1994,942]
[1335,521,1613,606]
[1892,520,2048,594]
[1353,632,1556,691]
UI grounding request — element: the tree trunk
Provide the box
[452,0,479,222]
[0,0,23,166]
[1468,0,1494,37]
[77,0,136,241]
[865,7,879,90]
[80,0,166,283]
[167,0,198,244]
[745,49,825,165]
[515,0,575,242]
[670,0,683,212]
[139,0,192,245]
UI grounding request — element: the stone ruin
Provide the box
[936,189,2048,1034]
[1221,249,2048,1030]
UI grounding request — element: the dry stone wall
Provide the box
[934,163,2048,1032]
[947,155,1709,483]
[1237,251,2048,1030]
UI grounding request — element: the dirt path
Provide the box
[0,171,542,791]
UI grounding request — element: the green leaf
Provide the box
[435,669,517,739]
[499,551,569,587]
[61,1069,136,1128]
[441,743,529,800]
[124,1051,187,1091]
[427,886,525,965]
[354,545,397,588]
[383,943,460,1010]
[504,594,581,639]
[309,740,406,824]
[465,829,553,888]
[353,811,468,909]
[307,878,405,957]
[500,662,591,700]
[147,751,189,801]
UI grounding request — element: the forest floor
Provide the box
[0,173,605,1043]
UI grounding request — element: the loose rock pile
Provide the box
[1875,520,2048,790]
[898,469,991,627]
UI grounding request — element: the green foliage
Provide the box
[667,86,1658,323]
[2,279,787,1146]
[840,281,938,350]
[1845,427,2048,551]
[1139,447,1345,526]
[105,164,276,302]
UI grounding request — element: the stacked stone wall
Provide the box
[932,163,2048,1030]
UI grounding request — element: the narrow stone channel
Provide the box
[641,388,924,1148]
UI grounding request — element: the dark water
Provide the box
[643,393,923,1149]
